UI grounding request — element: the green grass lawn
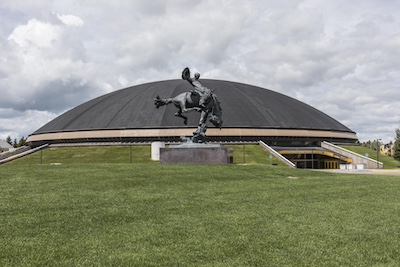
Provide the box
[1,157,400,266]
[8,146,155,165]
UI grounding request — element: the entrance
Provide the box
[324,161,338,169]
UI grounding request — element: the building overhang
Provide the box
[27,127,357,145]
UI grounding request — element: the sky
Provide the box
[1,0,399,144]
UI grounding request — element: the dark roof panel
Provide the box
[33,79,354,134]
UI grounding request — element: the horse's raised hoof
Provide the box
[154,95,162,108]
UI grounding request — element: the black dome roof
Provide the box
[33,79,353,134]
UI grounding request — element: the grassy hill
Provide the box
[7,145,285,166]
[8,144,400,168]
[1,145,400,266]
[342,145,400,169]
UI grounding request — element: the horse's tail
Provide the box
[209,94,223,129]
[154,95,172,108]
[211,94,221,110]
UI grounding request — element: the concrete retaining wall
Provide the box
[321,141,383,169]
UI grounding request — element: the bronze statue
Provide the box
[183,69,212,109]
[154,68,222,143]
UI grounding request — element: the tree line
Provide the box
[359,127,400,161]
[5,135,27,148]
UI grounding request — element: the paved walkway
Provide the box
[320,169,400,176]
[370,169,400,176]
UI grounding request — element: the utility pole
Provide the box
[377,139,381,169]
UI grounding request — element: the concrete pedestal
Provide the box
[160,144,233,164]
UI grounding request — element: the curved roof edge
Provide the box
[27,128,357,144]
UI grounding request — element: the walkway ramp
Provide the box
[0,144,49,164]
[276,147,353,163]
[321,141,383,169]
[259,141,375,169]
[259,141,296,168]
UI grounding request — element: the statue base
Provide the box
[160,144,233,164]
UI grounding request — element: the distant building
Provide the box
[381,143,393,157]
[0,140,13,152]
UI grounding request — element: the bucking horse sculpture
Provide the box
[154,68,222,143]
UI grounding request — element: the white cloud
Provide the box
[8,19,61,48]
[2,14,105,111]
[0,108,57,140]
[1,0,400,144]
[57,13,84,27]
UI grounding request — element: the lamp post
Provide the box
[377,139,381,169]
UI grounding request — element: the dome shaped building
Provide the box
[27,79,357,147]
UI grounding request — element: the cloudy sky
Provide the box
[1,0,399,143]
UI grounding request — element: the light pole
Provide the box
[377,139,381,169]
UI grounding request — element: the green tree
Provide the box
[393,128,400,161]
[12,138,18,148]
[17,136,26,147]
[4,135,27,148]
[6,135,12,146]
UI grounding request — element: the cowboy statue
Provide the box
[182,68,212,109]
[154,67,222,143]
